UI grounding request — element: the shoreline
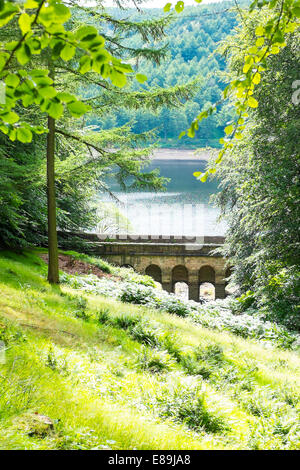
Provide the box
[151,148,216,161]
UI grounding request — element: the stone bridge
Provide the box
[65,233,230,301]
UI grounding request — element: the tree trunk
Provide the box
[47,113,59,284]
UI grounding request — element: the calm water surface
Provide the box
[101,155,226,236]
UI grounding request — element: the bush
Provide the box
[74,296,90,321]
[160,297,191,317]
[135,346,176,373]
[97,309,110,324]
[195,343,224,365]
[156,382,229,434]
[120,285,156,305]
[159,332,182,361]
[112,313,141,330]
[130,322,160,348]
[179,353,212,379]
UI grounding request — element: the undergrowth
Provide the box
[0,249,299,450]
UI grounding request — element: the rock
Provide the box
[16,413,54,438]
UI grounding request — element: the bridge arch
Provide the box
[174,281,189,300]
[145,264,162,284]
[199,265,215,285]
[172,265,189,285]
[172,265,189,297]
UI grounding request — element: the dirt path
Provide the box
[39,253,117,279]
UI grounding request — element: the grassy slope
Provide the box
[0,249,299,450]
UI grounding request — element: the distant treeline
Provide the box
[88,3,238,148]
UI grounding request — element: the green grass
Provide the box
[0,249,299,450]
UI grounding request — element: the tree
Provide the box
[163,0,300,178]
[213,17,300,329]
[0,1,198,282]
[0,0,133,283]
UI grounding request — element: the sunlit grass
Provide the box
[0,249,299,450]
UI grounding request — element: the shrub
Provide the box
[112,313,140,330]
[156,383,229,434]
[179,353,212,379]
[195,343,224,365]
[161,297,191,317]
[130,322,160,348]
[97,309,110,324]
[120,285,156,305]
[135,346,176,373]
[74,296,90,320]
[159,332,182,361]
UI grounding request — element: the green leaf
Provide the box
[17,127,32,143]
[18,12,32,34]
[101,64,111,79]
[52,41,65,60]
[256,37,264,47]
[243,62,252,74]
[215,150,224,164]
[175,1,184,13]
[187,128,195,138]
[24,0,39,8]
[67,101,91,118]
[247,96,258,108]
[164,3,172,12]
[52,3,71,23]
[57,92,75,104]
[255,26,264,36]
[179,131,186,139]
[110,69,127,88]
[5,74,20,88]
[27,37,41,54]
[252,73,261,85]
[79,56,92,74]
[16,43,31,65]
[225,124,234,135]
[22,94,35,107]
[33,76,53,86]
[113,61,133,73]
[136,73,147,84]
[0,2,18,27]
[48,101,64,120]
[8,128,16,141]
[39,86,57,99]
[200,172,208,182]
[30,69,48,78]
[60,44,76,61]
[0,111,19,124]
[292,7,300,18]
[76,26,98,42]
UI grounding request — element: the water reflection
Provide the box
[100,157,226,236]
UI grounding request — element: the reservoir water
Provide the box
[100,150,226,236]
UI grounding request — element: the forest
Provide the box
[91,3,238,148]
[0,0,299,453]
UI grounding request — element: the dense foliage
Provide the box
[1,249,300,450]
[91,3,238,148]
[63,268,299,349]
[0,1,195,248]
[214,18,300,329]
